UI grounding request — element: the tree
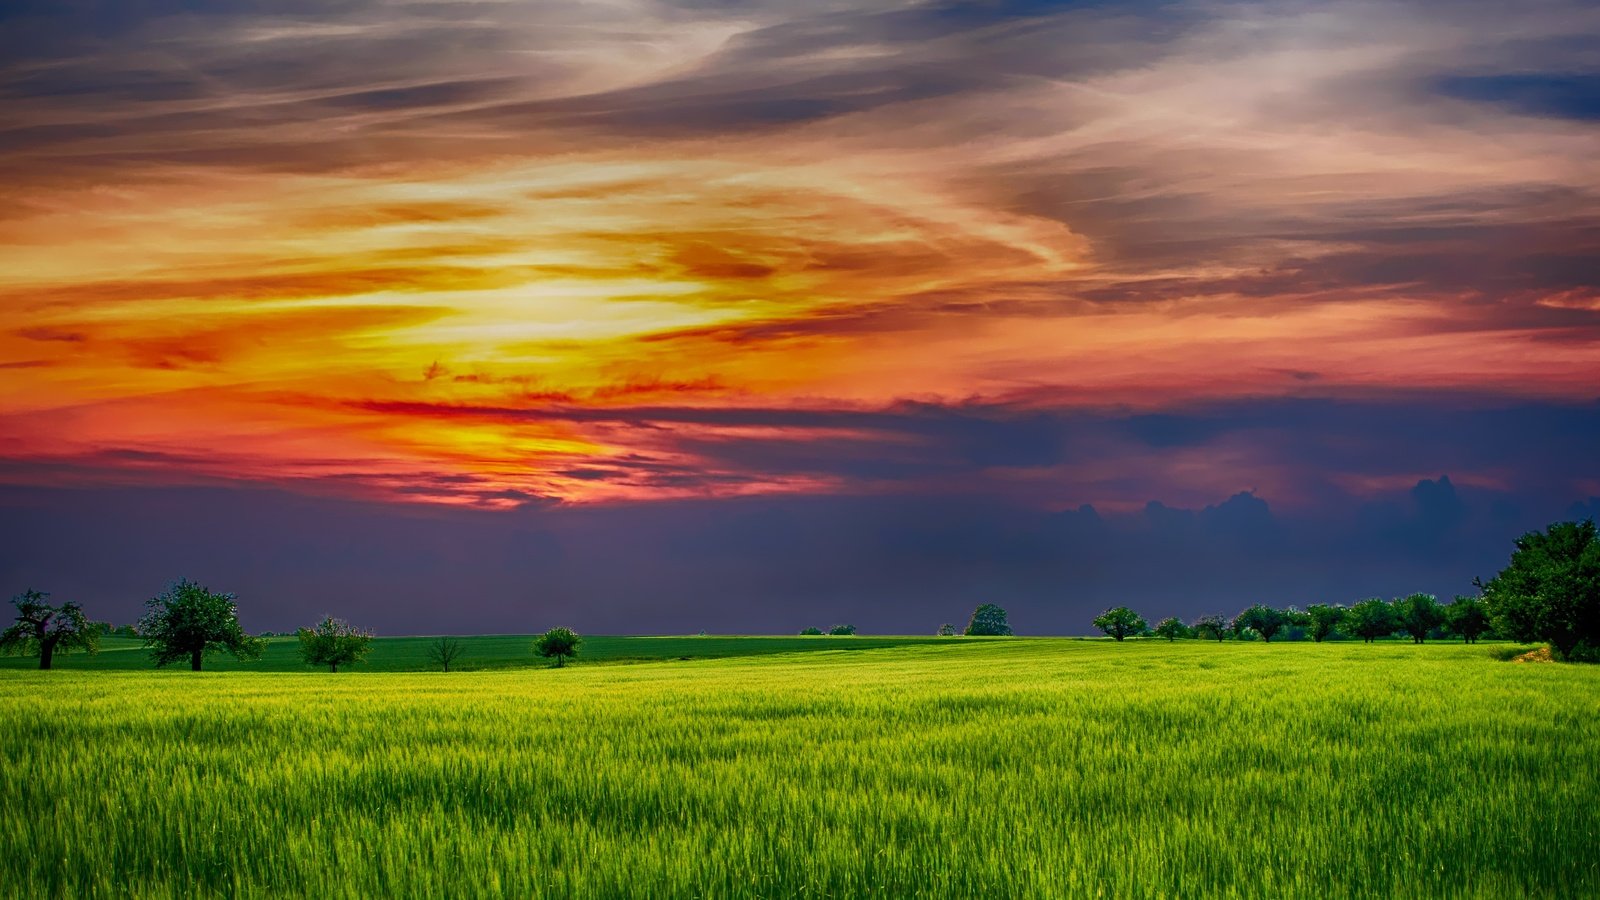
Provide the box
[0,589,99,670]
[799,626,823,635]
[1303,604,1346,643]
[1392,593,1445,644]
[1477,519,1600,660]
[1344,598,1398,644]
[1232,604,1287,643]
[296,616,373,673]
[534,627,581,667]
[1193,614,1228,642]
[936,623,956,636]
[828,624,857,635]
[139,579,263,671]
[1153,617,1191,641]
[1445,595,1491,644]
[965,603,1012,636]
[1093,606,1146,641]
[427,637,465,671]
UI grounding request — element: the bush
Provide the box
[965,604,1012,636]
[799,627,823,636]
[827,624,857,636]
[936,623,956,636]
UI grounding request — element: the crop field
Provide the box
[3,640,1598,898]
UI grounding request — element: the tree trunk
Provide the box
[191,649,203,671]
[330,662,337,673]
[39,640,54,670]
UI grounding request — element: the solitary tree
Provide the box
[1392,593,1445,644]
[1193,614,1228,642]
[139,579,263,671]
[1344,598,1398,644]
[296,616,373,673]
[1232,605,1288,643]
[1477,519,1600,660]
[799,626,823,636]
[1093,606,1147,641]
[1153,617,1191,641]
[1445,595,1491,644]
[936,623,956,636]
[965,604,1012,636]
[0,589,99,670]
[828,624,857,636]
[427,637,465,672]
[1303,604,1346,643]
[534,627,581,667]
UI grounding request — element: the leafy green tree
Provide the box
[1477,519,1600,660]
[1193,614,1228,641]
[0,589,99,670]
[296,616,373,673]
[1092,606,1146,641]
[936,623,956,636]
[1153,617,1191,641]
[534,627,581,667]
[964,604,1012,636]
[139,579,263,671]
[1344,598,1398,644]
[427,637,465,672]
[1392,593,1445,644]
[1232,605,1287,642]
[1445,595,1491,644]
[799,626,823,635]
[1303,604,1346,642]
[828,624,857,635]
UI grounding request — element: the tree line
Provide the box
[1091,593,1490,644]
[0,577,583,672]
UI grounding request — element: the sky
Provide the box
[1,0,1597,634]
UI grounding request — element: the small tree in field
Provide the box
[1093,606,1146,641]
[936,623,956,636]
[1445,595,1491,644]
[1153,617,1190,641]
[1477,519,1600,660]
[0,589,98,670]
[1232,604,1287,643]
[296,616,373,672]
[1193,614,1228,641]
[828,624,857,636]
[1304,604,1345,642]
[534,627,581,667]
[1392,593,1445,644]
[965,604,1012,636]
[1344,598,1398,643]
[139,579,263,671]
[799,626,823,636]
[427,637,465,672]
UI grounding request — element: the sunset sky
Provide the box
[2,0,1597,633]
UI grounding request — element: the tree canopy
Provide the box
[1232,605,1287,642]
[965,604,1012,636]
[1303,604,1345,643]
[139,579,263,671]
[1344,598,1397,643]
[1153,617,1190,641]
[1392,593,1445,644]
[0,589,99,670]
[1093,606,1146,641]
[534,627,581,667]
[1192,615,1228,641]
[296,616,373,673]
[1478,519,1600,660]
[1446,595,1491,644]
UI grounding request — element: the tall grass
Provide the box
[2,641,1596,897]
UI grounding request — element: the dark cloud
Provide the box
[1438,73,1600,121]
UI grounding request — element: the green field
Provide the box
[3,640,1597,898]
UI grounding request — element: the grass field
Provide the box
[3,640,1597,898]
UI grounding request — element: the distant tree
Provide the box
[296,616,373,673]
[0,589,99,670]
[1193,614,1228,642]
[965,604,1012,636]
[1153,617,1191,641]
[1477,519,1600,660]
[427,636,465,672]
[112,624,139,638]
[799,626,823,636]
[534,627,581,667]
[1092,606,1146,641]
[1344,598,1398,644]
[936,623,956,636]
[1303,604,1346,643]
[1392,593,1445,644]
[1445,595,1491,644]
[1232,605,1288,643]
[139,579,263,671]
[828,624,857,636]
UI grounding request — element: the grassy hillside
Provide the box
[0,633,958,672]
[3,640,1597,897]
